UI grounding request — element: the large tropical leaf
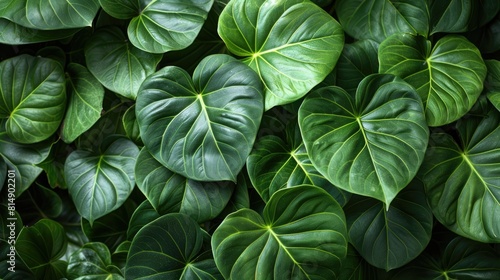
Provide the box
[136,54,263,182]
[67,242,124,280]
[85,26,162,100]
[212,185,348,279]
[336,0,428,43]
[379,33,487,126]
[134,147,234,222]
[218,0,344,110]
[299,74,429,206]
[418,104,500,243]
[16,219,68,280]
[344,179,433,271]
[0,54,66,143]
[65,137,139,225]
[126,213,222,279]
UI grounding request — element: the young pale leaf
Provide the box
[379,33,487,126]
[62,63,104,143]
[126,0,214,53]
[299,74,429,207]
[418,106,500,243]
[485,59,500,111]
[134,147,234,222]
[85,26,162,100]
[336,0,428,43]
[16,219,68,280]
[67,242,124,280]
[0,0,99,30]
[212,185,348,280]
[344,179,433,271]
[136,54,263,182]
[65,137,139,225]
[0,54,66,144]
[126,213,222,279]
[218,0,344,110]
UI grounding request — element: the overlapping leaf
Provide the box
[136,54,263,182]
[418,104,500,242]
[212,185,348,279]
[379,33,487,126]
[485,59,500,111]
[67,242,124,280]
[0,19,80,44]
[299,74,429,206]
[218,0,344,110]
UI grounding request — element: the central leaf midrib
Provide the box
[267,228,310,279]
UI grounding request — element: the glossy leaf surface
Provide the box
[67,242,124,280]
[212,185,348,279]
[218,0,344,110]
[136,54,263,182]
[299,74,428,206]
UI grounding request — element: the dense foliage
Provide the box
[1,0,500,279]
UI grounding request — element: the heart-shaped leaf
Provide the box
[212,185,348,279]
[134,147,234,222]
[16,219,67,280]
[299,74,429,206]
[126,213,222,279]
[336,0,429,43]
[136,54,263,182]
[67,242,124,280]
[85,26,162,100]
[0,54,66,143]
[379,33,487,126]
[344,179,433,270]
[65,136,139,225]
[218,0,344,110]
[61,63,104,143]
[418,104,500,243]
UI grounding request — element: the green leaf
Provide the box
[127,0,214,53]
[418,105,500,242]
[84,26,162,100]
[134,147,234,222]
[218,0,344,110]
[485,59,500,111]
[1,0,99,30]
[126,213,222,279]
[0,240,34,280]
[122,104,142,145]
[97,0,139,19]
[344,179,433,271]
[0,157,5,191]
[67,242,124,280]
[247,122,350,206]
[65,137,139,224]
[0,19,80,44]
[336,0,429,43]
[126,200,160,240]
[379,33,487,126]
[0,204,23,241]
[0,54,66,143]
[212,185,348,279]
[61,63,105,143]
[338,245,378,280]
[16,219,68,280]
[299,74,429,206]
[16,183,63,221]
[136,54,263,182]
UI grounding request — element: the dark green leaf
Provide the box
[299,74,429,206]
[16,183,63,222]
[0,157,5,191]
[65,137,139,224]
[126,200,160,240]
[379,33,487,126]
[0,240,34,280]
[85,26,162,100]
[0,54,66,143]
[0,19,80,44]
[122,104,142,145]
[0,204,23,241]
[212,185,348,279]
[97,0,139,19]
[136,54,263,182]
[67,242,124,280]
[485,59,500,111]
[218,0,344,110]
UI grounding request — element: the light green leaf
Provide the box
[218,0,344,110]
[136,54,263,182]
[126,213,223,279]
[67,242,124,280]
[299,74,429,206]
[418,105,500,243]
[212,185,348,279]
[379,33,487,126]
[0,54,66,143]
[134,147,234,222]
[85,26,162,100]
[65,137,139,225]
[62,63,105,143]
[336,0,429,43]
[16,219,67,280]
